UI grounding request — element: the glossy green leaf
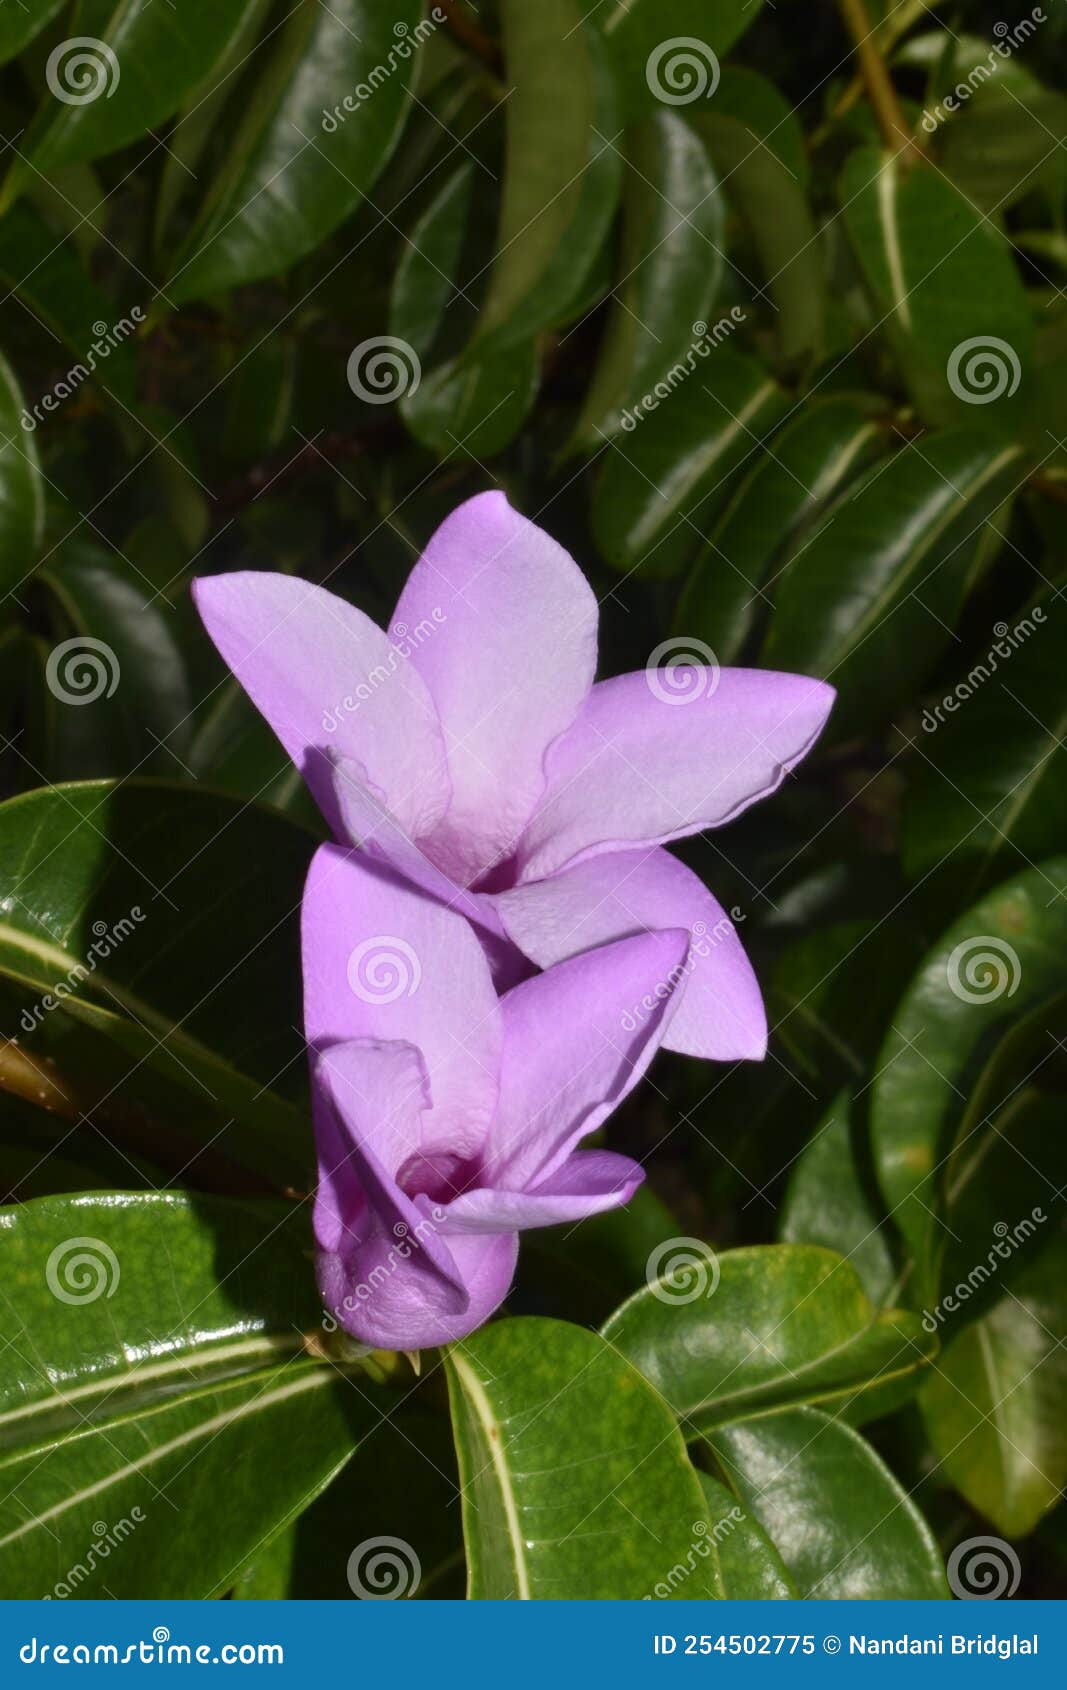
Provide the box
[0,1361,368,1598]
[921,1234,1067,1539]
[708,1407,948,1597]
[841,146,1033,426]
[0,1191,322,1438]
[447,1316,725,1599]
[903,597,1067,886]
[763,428,1027,737]
[0,351,44,596]
[688,106,824,369]
[0,1190,384,1598]
[894,32,1067,219]
[589,0,763,120]
[403,342,540,460]
[779,1093,897,1307]
[0,781,314,1183]
[592,348,787,579]
[602,1244,934,1430]
[695,1471,797,1599]
[153,0,275,255]
[392,158,540,457]
[676,397,884,662]
[574,112,725,447]
[7,1,260,183]
[37,539,193,775]
[477,1,600,342]
[168,0,422,302]
[871,858,1067,1305]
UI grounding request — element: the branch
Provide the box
[837,0,912,153]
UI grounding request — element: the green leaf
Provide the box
[153,0,275,256]
[403,341,540,460]
[707,1407,948,1597]
[0,1362,369,1598]
[168,0,423,303]
[574,112,725,447]
[676,396,884,663]
[840,145,1033,426]
[695,1471,797,1598]
[391,159,541,457]
[940,1081,1067,1318]
[0,781,314,1184]
[0,1191,322,1439]
[766,914,923,1094]
[0,1190,383,1598]
[944,89,1067,215]
[779,1093,897,1307]
[221,335,296,468]
[591,347,787,579]
[0,351,44,595]
[708,66,809,182]
[921,1234,1067,1539]
[688,104,824,369]
[0,0,66,64]
[601,1243,934,1430]
[589,0,763,120]
[762,427,1027,737]
[871,858,1067,1305]
[902,597,1067,886]
[477,0,601,342]
[37,539,193,775]
[446,1316,725,1598]
[7,1,261,183]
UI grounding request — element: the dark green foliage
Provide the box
[0,0,1064,1600]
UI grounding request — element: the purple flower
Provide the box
[304,843,690,1348]
[194,491,833,1062]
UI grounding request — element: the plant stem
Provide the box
[838,0,912,153]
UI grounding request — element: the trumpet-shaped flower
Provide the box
[304,844,689,1348]
[194,492,833,1063]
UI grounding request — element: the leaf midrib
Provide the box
[450,1350,532,1599]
